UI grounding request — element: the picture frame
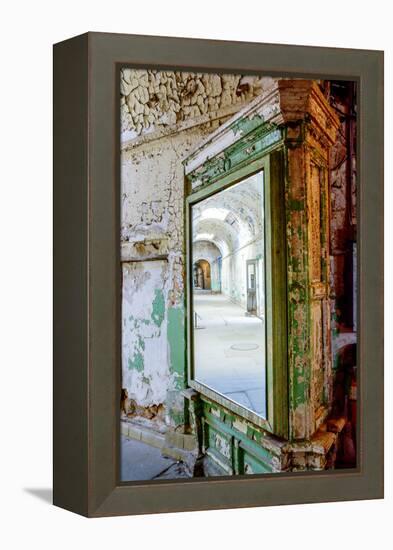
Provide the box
[53,32,383,517]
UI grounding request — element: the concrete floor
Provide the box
[120,436,192,481]
[120,436,177,481]
[193,292,266,417]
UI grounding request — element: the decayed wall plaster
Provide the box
[121,129,203,426]
[120,69,268,427]
[121,68,267,140]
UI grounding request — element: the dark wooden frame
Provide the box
[53,32,384,517]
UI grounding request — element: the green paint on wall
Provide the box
[151,289,165,327]
[128,350,144,372]
[287,198,304,211]
[137,335,145,351]
[169,408,185,426]
[168,307,186,388]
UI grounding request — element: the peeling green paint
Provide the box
[284,148,312,437]
[188,125,282,190]
[168,306,185,388]
[288,199,305,211]
[151,289,165,327]
[182,82,339,465]
[231,114,265,136]
[169,409,185,426]
[137,335,145,351]
[201,399,276,473]
[128,350,144,372]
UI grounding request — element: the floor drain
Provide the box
[230,343,259,351]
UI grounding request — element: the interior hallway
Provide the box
[193,292,266,417]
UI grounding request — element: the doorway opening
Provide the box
[193,259,211,290]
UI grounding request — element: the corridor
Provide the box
[193,292,266,417]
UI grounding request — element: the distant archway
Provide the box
[193,259,211,290]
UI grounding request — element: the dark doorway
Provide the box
[193,259,211,290]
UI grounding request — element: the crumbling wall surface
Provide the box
[121,123,233,428]
[120,69,266,139]
[120,69,269,430]
[122,130,195,424]
[122,260,169,407]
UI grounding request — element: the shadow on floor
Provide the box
[121,436,191,481]
[24,488,53,504]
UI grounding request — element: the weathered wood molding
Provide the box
[281,81,340,440]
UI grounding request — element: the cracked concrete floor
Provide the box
[193,292,266,417]
[120,436,190,481]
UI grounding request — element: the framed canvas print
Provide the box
[53,32,384,517]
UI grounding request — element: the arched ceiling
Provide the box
[193,217,235,257]
[192,173,263,257]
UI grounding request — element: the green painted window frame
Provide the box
[185,150,288,438]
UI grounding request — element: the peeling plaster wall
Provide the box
[121,69,266,140]
[120,69,267,429]
[122,260,170,406]
[121,128,205,424]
